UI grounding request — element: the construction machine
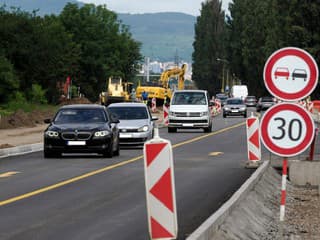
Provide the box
[99,77,133,105]
[136,63,187,105]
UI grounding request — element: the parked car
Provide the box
[223,98,247,118]
[244,95,257,107]
[44,104,120,158]
[107,102,158,146]
[256,96,276,112]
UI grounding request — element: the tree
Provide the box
[192,0,225,96]
[59,3,141,101]
[0,54,19,103]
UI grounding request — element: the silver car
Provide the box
[107,102,158,146]
[223,98,247,118]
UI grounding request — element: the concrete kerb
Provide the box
[186,160,270,240]
[0,143,43,159]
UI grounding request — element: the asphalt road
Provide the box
[0,109,258,240]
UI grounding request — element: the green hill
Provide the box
[1,1,195,61]
[118,12,195,62]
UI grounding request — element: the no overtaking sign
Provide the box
[263,47,318,101]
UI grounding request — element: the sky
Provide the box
[81,0,232,16]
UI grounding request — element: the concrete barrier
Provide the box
[187,161,272,240]
[0,143,43,158]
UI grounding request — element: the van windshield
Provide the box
[171,92,207,105]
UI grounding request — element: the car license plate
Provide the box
[182,123,194,127]
[68,141,86,146]
[120,133,133,138]
[231,110,239,112]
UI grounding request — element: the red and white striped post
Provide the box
[163,104,169,126]
[280,158,288,222]
[144,128,178,239]
[245,112,261,168]
[308,128,319,161]
[152,97,157,113]
[214,99,221,115]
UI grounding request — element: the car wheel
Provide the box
[223,114,227,118]
[168,127,177,133]
[103,140,113,158]
[244,113,247,118]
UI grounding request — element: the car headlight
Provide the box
[138,125,149,132]
[45,131,59,138]
[240,107,246,111]
[224,107,230,111]
[94,130,111,137]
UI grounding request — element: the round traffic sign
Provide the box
[260,103,315,157]
[263,47,318,101]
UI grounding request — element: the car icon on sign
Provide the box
[274,67,290,80]
[292,69,307,81]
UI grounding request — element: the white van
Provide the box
[230,85,248,99]
[168,90,213,133]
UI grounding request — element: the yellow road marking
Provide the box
[0,171,20,178]
[0,122,245,207]
[209,152,224,156]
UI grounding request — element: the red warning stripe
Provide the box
[150,168,174,212]
[249,129,260,148]
[151,217,174,238]
[249,151,259,161]
[247,118,256,128]
[146,143,167,167]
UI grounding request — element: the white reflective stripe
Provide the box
[247,118,259,137]
[281,174,287,191]
[146,144,171,189]
[280,205,286,221]
[248,141,261,157]
[149,194,176,236]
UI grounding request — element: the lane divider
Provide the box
[0,122,245,207]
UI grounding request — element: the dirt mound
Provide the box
[0,109,55,129]
[0,97,93,129]
[59,97,92,106]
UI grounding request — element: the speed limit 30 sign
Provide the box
[260,103,315,157]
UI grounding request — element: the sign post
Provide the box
[262,47,318,226]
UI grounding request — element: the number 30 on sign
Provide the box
[260,103,314,157]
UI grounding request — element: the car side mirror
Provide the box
[44,118,51,124]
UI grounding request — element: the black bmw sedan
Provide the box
[44,104,120,158]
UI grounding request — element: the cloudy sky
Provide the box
[81,0,232,16]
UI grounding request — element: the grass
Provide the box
[0,102,59,116]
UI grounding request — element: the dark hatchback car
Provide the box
[44,104,120,158]
[244,95,257,107]
[256,96,275,112]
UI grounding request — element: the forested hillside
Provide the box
[119,13,195,62]
[193,0,320,98]
[0,3,141,105]
[1,0,196,61]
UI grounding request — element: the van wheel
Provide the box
[168,127,177,133]
[204,124,212,133]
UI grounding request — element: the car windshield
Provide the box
[226,99,243,105]
[108,106,148,120]
[261,97,274,102]
[218,96,228,100]
[54,109,107,124]
[172,92,207,105]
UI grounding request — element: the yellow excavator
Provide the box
[136,63,187,104]
[100,77,133,105]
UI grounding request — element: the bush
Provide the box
[30,84,48,104]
